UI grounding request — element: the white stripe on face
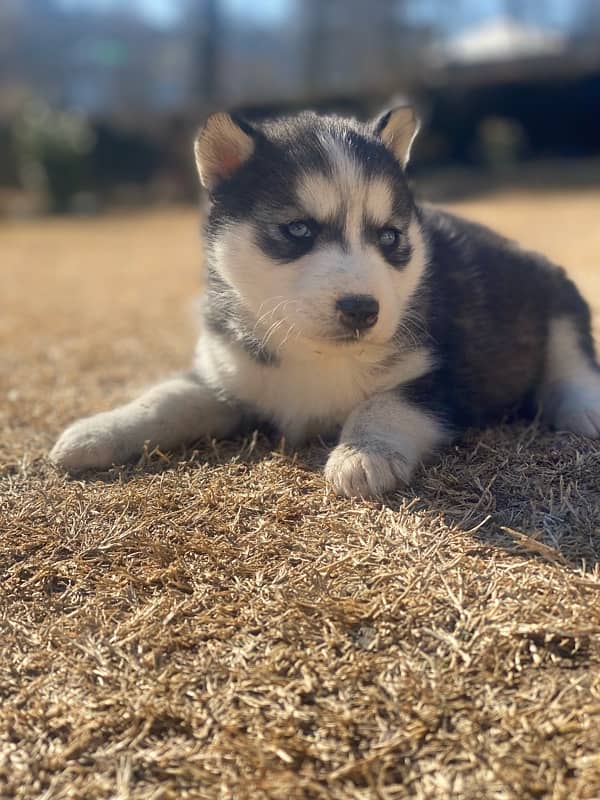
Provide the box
[295,137,395,246]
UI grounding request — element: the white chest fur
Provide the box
[196,333,433,443]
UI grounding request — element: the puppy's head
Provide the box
[195,108,426,352]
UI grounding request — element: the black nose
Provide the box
[336,294,379,331]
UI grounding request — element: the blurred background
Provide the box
[1,0,600,216]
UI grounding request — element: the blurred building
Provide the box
[1,0,600,213]
[2,0,600,117]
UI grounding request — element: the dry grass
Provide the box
[2,188,600,800]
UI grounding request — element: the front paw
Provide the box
[324,443,412,498]
[50,414,123,472]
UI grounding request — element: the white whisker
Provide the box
[278,321,299,351]
[252,297,302,340]
[260,317,288,350]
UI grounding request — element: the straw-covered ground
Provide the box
[2,183,600,799]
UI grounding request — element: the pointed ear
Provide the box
[373,106,420,168]
[194,112,255,191]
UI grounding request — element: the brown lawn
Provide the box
[2,187,600,799]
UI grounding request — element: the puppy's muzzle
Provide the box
[336,294,379,332]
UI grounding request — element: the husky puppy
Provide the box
[50,108,600,497]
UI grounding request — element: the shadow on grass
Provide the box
[380,423,600,572]
[60,422,600,572]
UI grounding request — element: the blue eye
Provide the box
[378,227,399,248]
[283,220,313,239]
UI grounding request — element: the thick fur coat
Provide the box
[51,108,600,497]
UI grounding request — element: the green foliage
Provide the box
[12,100,94,213]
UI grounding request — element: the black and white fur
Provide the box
[51,108,600,497]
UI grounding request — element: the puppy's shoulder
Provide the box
[418,204,515,261]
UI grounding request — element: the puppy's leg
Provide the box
[539,316,600,437]
[325,391,449,498]
[50,372,241,472]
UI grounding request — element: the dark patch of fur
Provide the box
[255,212,349,264]
[403,206,597,430]
[362,220,413,269]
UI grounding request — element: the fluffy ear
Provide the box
[373,106,420,168]
[194,112,255,190]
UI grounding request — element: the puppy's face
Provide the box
[196,109,426,353]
